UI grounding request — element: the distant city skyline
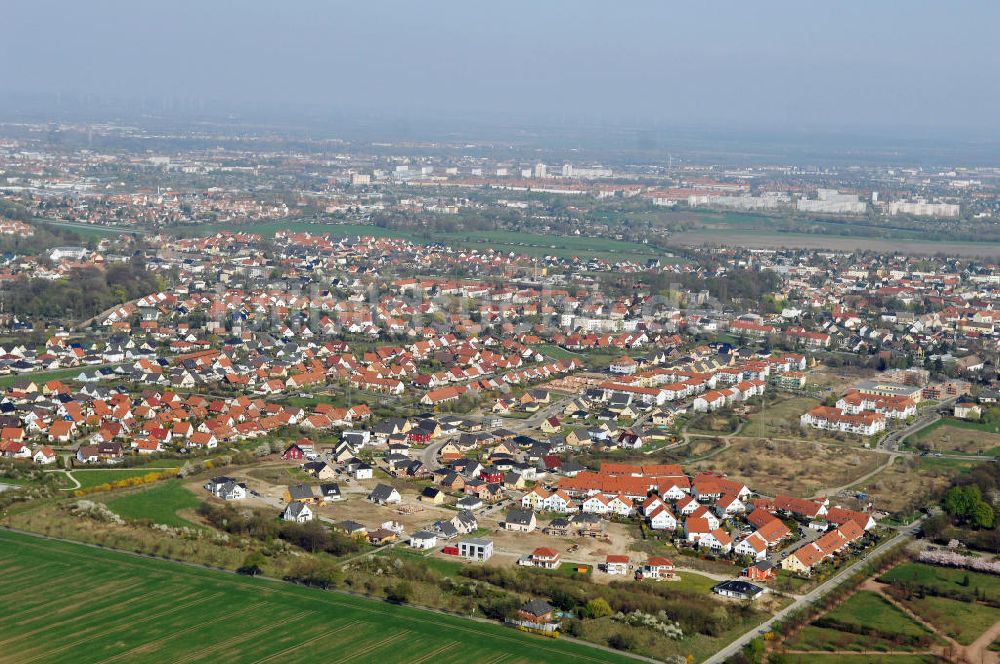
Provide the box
[3,1,999,139]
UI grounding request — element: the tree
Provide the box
[971,500,995,529]
[920,513,950,541]
[237,552,266,576]
[386,581,413,604]
[743,637,766,664]
[585,597,613,619]
[942,485,995,529]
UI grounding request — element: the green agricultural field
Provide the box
[0,529,640,664]
[104,481,202,528]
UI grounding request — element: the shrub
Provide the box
[607,631,636,651]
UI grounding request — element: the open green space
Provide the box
[0,367,87,389]
[32,218,138,238]
[69,468,178,490]
[670,571,723,595]
[0,529,641,664]
[881,562,1000,602]
[911,417,1000,440]
[781,654,944,664]
[783,624,927,654]
[784,590,935,654]
[917,456,983,472]
[104,481,202,528]
[246,465,318,485]
[378,548,465,577]
[899,594,1000,646]
[823,590,932,640]
[530,344,582,361]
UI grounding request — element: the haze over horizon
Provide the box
[4,0,999,140]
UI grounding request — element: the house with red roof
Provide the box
[605,554,630,575]
[648,504,677,530]
[638,556,677,581]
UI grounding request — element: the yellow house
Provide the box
[419,487,445,504]
[540,417,561,434]
[780,545,823,575]
[521,486,548,509]
[505,474,527,490]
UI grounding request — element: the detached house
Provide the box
[368,484,402,505]
[204,476,248,501]
[281,502,313,523]
[504,508,537,533]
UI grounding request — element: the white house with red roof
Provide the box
[639,556,677,581]
[676,494,701,516]
[605,554,630,575]
[734,532,769,561]
[648,504,677,530]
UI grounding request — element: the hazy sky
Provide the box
[4,1,999,134]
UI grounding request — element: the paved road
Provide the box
[879,398,957,452]
[417,396,575,473]
[765,524,822,569]
[704,517,924,664]
[419,439,448,472]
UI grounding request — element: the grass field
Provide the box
[378,548,466,577]
[881,562,1000,603]
[783,590,935,653]
[246,465,318,485]
[692,439,885,498]
[0,529,641,664]
[898,594,1000,646]
[104,481,202,528]
[850,456,971,513]
[31,218,138,238]
[67,468,180,490]
[909,418,1000,455]
[825,590,932,639]
[530,344,582,361]
[784,625,924,653]
[0,363,127,389]
[781,654,944,664]
[669,227,1000,258]
[0,367,84,389]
